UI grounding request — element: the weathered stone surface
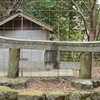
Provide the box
[17,91,100,100]
[8,48,20,78]
[91,79,100,88]
[17,94,46,100]
[80,92,91,98]
[18,89,46,100]
[2,91,17,100]
[44,50,57,63]
[65,93,71,100]
[0,86,17,100]
[18,94,46,100]
[70,93,81,100]
[79,52,92,79]
[47,94,65,100]
[90,92,100,100]
[1,36,100,52]
[1,85,100,100]
[71,79,93,90]
[44,50,58,69]
[86,97,91,100]
[18,95,29,100]
[72,79,100,90]
[0,93,6,100]
[0,77,26,89]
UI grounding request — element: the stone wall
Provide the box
[1,86,100,100]
[0,77,100,100]
[17,92,100,100]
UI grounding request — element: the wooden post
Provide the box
[79,52,92,79]
[7,48,20,78]
[44,50,58,70]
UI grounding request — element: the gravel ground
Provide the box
[18,66,100,92]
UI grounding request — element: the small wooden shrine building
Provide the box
[0,10,55,72]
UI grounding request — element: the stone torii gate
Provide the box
[0,36,99,78]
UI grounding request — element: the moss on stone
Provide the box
[0,86,15,92]
[0,86,100,100]
[0,86,17,100]
[18,89,45,96]
[48,91,65,95]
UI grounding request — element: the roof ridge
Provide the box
[16,9,23,13]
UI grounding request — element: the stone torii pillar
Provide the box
[7,48,20,78]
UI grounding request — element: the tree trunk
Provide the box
[79,52,92,79]
[7,48,20,78]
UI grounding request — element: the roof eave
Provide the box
[0,11,56,33]
[0,12,21,26]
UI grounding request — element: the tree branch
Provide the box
[88,0,91,6]
[61,0,72,7]
[6,2,16,15]
[81,0,90,13]
[6,0,23,15]
[95,20,100,40]
[71,0,80,11]
[95,29,100,41]
[89,0,92,6]
[91,0,96,12]
[61,0,89,39]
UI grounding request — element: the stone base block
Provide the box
[0,77,26,89]
[71,79,93,90]
[71,79,100,90]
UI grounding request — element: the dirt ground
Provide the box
[18,66,100,92]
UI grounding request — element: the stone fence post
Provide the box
[7,48,20,78]
[79,52,92,79]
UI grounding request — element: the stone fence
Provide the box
[0,36,100,52]
[0,36,97,78]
